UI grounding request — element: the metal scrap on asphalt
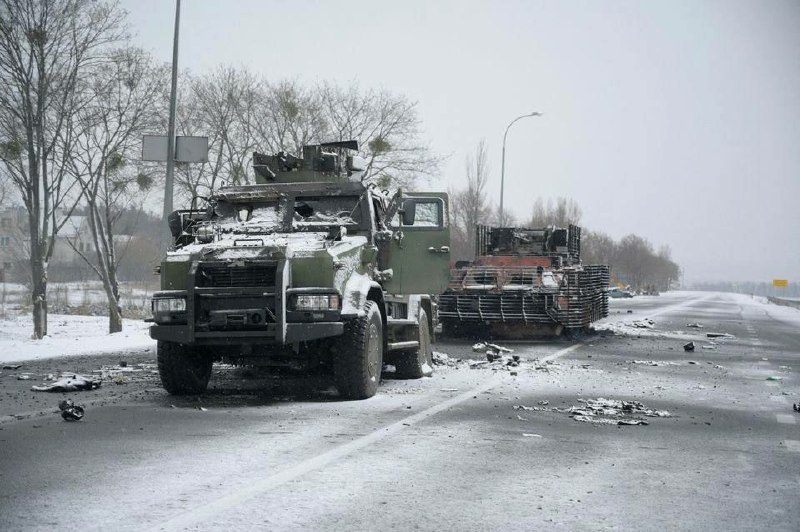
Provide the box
[31,373,102,392]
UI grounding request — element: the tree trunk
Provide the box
[30,258,48,339]
[108,301,123,333]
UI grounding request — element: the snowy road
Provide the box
[1,292,799,530]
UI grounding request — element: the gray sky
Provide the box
[123,0,800,283]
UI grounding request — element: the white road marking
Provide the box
[776,414,796,425]
[153,342,582,531]
[783,440,800,452]
[770,395,789,405]
[541,343,583,363]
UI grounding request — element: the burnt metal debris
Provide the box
[439,225,609,337]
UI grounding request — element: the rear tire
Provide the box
[157,341,213,395]
[334,300,383,399]
[395,309,433,379]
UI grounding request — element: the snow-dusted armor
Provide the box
[149,141,450,399]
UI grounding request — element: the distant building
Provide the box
[0,206,27,282]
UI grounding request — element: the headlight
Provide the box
[152,297,186,314]
[291,293,340,311]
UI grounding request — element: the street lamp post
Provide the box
[162,0,181,241]
[499,111,542,225]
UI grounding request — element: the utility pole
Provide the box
[499,111,542,225]
[162,0,181,240]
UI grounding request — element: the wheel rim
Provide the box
[367,322,381,382]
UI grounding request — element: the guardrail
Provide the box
[767,297,800,310]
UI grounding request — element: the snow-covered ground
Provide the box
[0,313,154,364]
[0,280,156,314]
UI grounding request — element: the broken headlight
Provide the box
[152,297,187,323]
[290,293,340,311]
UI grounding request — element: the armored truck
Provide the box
[150,141,451,399]
[438,224,609,337]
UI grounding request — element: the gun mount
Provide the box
[253,140,365,184]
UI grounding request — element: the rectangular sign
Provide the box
[773,279,789,287]
[142,135,168,162]
[176,136,208,163]
[141,135,208,163]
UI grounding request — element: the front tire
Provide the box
[334,300,383,400]
[395,309,434,379]
[157,341,213,395]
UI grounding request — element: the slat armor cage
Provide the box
[440,225,609,335]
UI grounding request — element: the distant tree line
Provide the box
[0,0,435,337]
[450,142,681,291]
[690,281,800,299]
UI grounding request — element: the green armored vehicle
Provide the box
[150,141,451,399]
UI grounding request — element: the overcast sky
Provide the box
[122,0,800,283]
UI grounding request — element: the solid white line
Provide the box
[541,343,583,363]
[153,342,584,530]
[776,414,796,425]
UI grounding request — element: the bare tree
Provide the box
[173,66,263,205]
[0,0,125,338]
[527,197,582,227]
[451,140,491,260]
[249,79,327,158]
[318,82,440,187]
[67,47,165,332]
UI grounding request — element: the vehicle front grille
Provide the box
[195,261,277,288]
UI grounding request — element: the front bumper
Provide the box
[150,321,344,345]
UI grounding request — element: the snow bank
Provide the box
[0,314,154,364]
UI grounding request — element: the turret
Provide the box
[252,140,365,184]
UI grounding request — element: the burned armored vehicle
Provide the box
[438,225,609,337]
[150,141,451,399]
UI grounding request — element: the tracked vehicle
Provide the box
[438,224,609,337]
[150,141,451,399]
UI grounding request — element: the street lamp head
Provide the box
[529,111,543,117]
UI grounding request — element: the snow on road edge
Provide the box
[0,314,154,364]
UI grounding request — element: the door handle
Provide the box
[428,246,450,254]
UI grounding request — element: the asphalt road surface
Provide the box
[1,291,798,531]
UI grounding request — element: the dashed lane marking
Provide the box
[783,440,800,452]
[776,414,796,425]
[153,343,583,530]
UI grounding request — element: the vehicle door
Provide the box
[383,192,451,295]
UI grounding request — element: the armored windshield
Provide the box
[212,200,283,234]
[205,194,363,236]
[292,196,363,229]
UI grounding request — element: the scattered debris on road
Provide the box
[31,373,101,392]
[473,342,514,354]
[631,318,655,329]
[686,323,704,329]
[701,345,716,350]
[766,376,782,381]
[3,364,22,370]
[58,399,85,421]
[794,403,799,413]
[514,398,671,426]
[432,352,460,367]
[684,342,695,352]
[707,332,734,339]
[16,374,31,380]
[629,360,677,367]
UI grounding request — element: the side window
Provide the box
[401,198,445,228]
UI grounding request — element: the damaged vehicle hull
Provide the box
[150,142,451,399]
[439,225,609,337]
